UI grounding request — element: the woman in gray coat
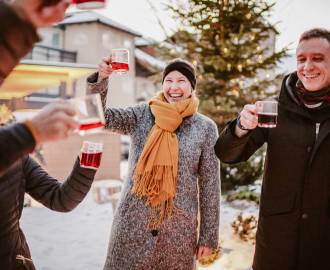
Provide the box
[87,58,220,270]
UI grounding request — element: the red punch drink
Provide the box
[80,141,103,169]
[111,62,129,73]
[257,113,277,128]
[79,118,105,131]
[256,100,278,128]
[81,152,102,168]
[111,49,129,74]
[72,0,106,9]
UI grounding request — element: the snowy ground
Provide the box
[21,161,258,270]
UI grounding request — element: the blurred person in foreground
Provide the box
[215,28,330,270]
[0,0,70,84]
[87,58,220,269]
[0,136,98,269]
[0,0,80,175]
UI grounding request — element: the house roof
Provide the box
[135,48,165,74]
[59,11,141,37]
[135,37,159,47]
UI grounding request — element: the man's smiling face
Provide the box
[296,38,330,91]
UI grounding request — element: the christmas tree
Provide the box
[163,0,288,126]
[158,0,288,189]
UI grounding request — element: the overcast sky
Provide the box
[270,0,330,51]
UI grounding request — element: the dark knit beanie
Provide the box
[162,58,196,89]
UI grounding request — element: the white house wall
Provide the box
[63,22,136,108]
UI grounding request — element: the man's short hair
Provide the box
[299,28,330,44]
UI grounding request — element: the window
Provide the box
[52,33,60,48]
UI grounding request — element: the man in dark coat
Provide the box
[0,153,97,270]
[0,0,82,175]
[215,28,330,270]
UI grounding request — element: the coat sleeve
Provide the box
[86,72,147,135]
[0,3,40,85]
[197,121,221,249]
[214,118,267,164]
[24,156,96,212]
[0,123,36,176]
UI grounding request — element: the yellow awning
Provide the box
[0,60,96,99]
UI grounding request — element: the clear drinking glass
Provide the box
[111,49,129,74]
[80,141,103,169]
[255,100,278,128]
[72,0,106,9]
[70,93,105,135]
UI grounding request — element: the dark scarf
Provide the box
[293,74,330,106]
[285,72,330,123]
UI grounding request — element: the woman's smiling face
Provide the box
[162,70,192,103]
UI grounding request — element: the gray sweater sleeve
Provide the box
[86,72,147,135]
[197,121,221,249]
[24,156,96,212]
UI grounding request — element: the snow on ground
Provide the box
[21,161,258,270]
[214,200,256,270]
[21,193,113,270]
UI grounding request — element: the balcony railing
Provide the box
[24,44,77,63]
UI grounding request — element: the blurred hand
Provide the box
[98,56,113,82]
[196,246,213,261]
[11,0,70,28]
[235,104,258,137]
[30,101,79,144]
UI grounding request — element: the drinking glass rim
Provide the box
[81,141,103,152]
[111,48,129,53]
[256,100,278,104]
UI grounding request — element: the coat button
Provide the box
[302,213,308,219]
[151,229,159,236]
[307,146,312,153]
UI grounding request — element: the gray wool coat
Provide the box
[87,73,220,270]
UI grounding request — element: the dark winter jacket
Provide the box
[0,123,36,176]
[215,73,330,270]
[0,156,96,270]
[0,1,40,175]
[0,2,40,85]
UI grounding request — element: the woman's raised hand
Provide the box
[97,56,113,82]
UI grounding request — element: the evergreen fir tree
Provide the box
[164,0,288,126]
[158,0,289,190]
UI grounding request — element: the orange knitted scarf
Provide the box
[132,92,199,228]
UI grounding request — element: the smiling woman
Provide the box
[161,59,196,103]
[86,57,220,270]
